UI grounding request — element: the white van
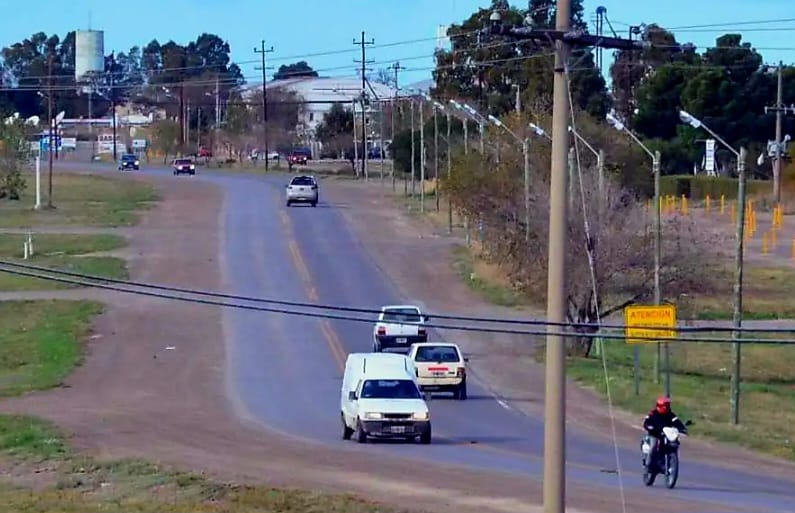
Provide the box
[340,352,431,444]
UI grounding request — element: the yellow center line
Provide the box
[277,211,659,479]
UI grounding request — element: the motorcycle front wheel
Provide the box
[665,452,679,489]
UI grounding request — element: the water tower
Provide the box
[75,29,105,157]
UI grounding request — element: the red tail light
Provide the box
[377,326,386,336]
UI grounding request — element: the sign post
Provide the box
[624,304,677,396]
[34,154,41,209]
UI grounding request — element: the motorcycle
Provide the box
[640,421,692,489]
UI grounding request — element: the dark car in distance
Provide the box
[118,154,140,171]
[172,158,195,175]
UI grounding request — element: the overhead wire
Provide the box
[564,53,627,513]
[0,259,794,339]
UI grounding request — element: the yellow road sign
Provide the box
[624,304,677,344]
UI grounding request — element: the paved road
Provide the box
[55,163,795,513]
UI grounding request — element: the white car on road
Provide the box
[407,342,468,400]
[340,352,431,444]
[285,175,319,207]
[372,304,428,352]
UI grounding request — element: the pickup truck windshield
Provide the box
[382,308,421,323]
[360,379,422,399]
[175,159,192,165]
[414,346,460,363]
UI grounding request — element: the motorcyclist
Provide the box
[642,396,687,467]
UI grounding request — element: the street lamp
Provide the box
[567,126,605,200]
[488,114,531,241]
[677,109,747,425]
[607,110,664,396]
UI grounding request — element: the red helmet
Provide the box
[656,395,671,414]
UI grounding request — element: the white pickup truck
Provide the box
[372,304,428,352]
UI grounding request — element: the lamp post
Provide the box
[488,114,531,241]
[606,111,663,396]
[678,109,747,424]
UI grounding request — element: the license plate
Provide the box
[390,425,406,433]
[396,337,407,343]
[432,371,445,377]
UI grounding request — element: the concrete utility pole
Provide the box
[731,147,748,425]
[652,151,669,395]
[254,40,274,170]
[379,101,385,182]
[765,61,787,203]
[353,31,375,180]
[545,1,571,508]
[487,4,655,512]
[389,61,406,191]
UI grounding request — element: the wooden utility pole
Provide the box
[254,41,274,170]
[353,31,374,179]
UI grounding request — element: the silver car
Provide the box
[285,175,319,207]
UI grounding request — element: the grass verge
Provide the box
[0,234,128,291]
[451,245,526,308]
[0,300,405,512]
[0,173,157,228]
[0,300,102,397]
[565,335,795,461]
[691,266,795,320]
[448,244,795,460]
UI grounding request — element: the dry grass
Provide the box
[0,458,407,513]
[691,266,795,320]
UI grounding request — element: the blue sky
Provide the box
[2,0,793,86]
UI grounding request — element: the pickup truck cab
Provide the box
[372,304,428,352]
[407,342,468,400]
[340,353,431,444]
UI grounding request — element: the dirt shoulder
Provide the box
[325,178,795,479]
[0,172,728,513]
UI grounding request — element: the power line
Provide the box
[2,259,795,337]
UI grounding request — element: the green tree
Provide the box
[315,103,353,159]
[0,118,30,200]
[151,119,180,163]
[431,1,608,118]
[273,61,317,81]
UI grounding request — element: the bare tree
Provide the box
[444,117,720,356]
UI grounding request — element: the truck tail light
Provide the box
[377,326,386,336]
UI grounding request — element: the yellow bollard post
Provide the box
[762,232,769,254]
[731,202,737,224]
[705,195,711,216]
[791,239,795,261]
[720,194,725,215]
[681,195,687,215]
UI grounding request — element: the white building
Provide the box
[242,76,398,143]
